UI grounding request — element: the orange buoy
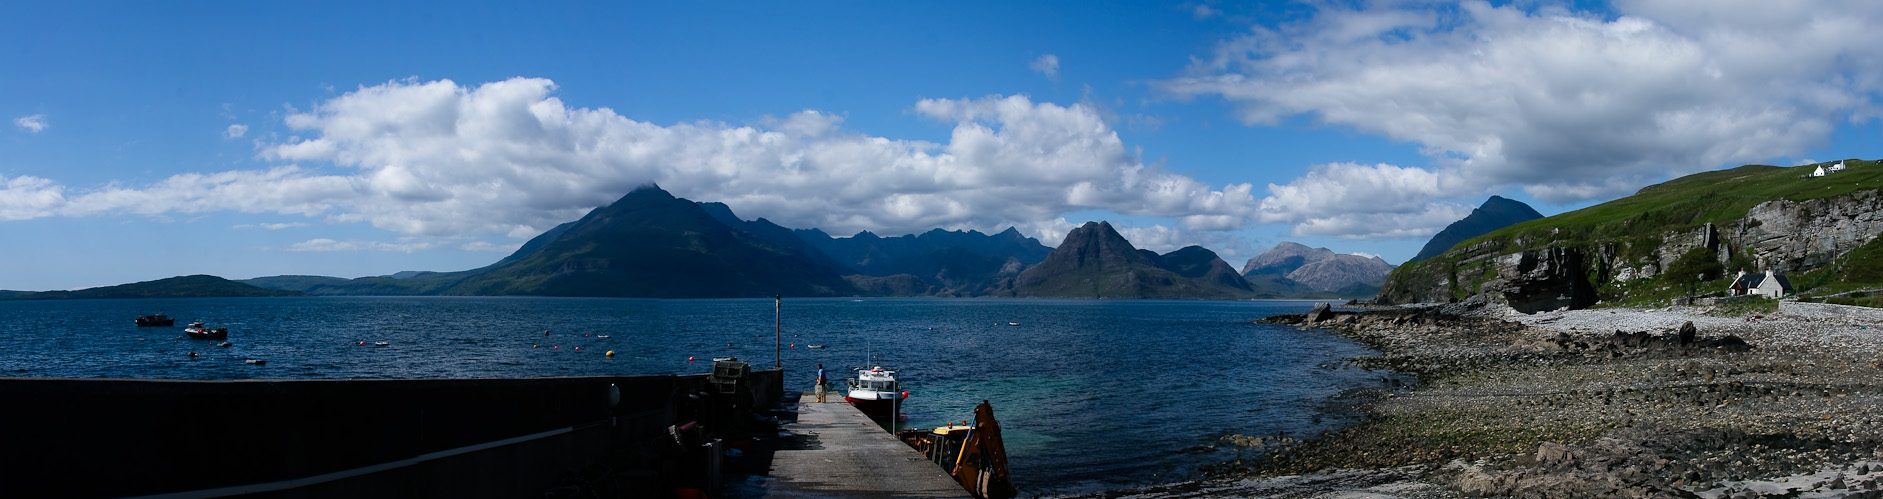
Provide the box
[605,350,615,357]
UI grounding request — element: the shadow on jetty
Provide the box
[0,368,784,498]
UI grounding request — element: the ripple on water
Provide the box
[0,297,1392,494]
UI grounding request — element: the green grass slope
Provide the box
[1388,159,1883,306]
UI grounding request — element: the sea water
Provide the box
[0,296,1391,495]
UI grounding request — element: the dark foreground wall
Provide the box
[0,370,782,498]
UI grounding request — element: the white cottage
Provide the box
[1812,165,1828,177]
[1829,161,1847,172]
[1729,269,1794,298]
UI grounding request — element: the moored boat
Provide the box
[135,314,175,327]
[896,400,1016,499]
[184,322,228,340]
[843,366,906,418]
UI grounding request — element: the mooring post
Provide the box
[774,294,782,369]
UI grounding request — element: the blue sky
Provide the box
[4,1,1881,291]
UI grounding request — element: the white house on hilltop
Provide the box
[1829,161,1847,172]
[1812,165,1829,177]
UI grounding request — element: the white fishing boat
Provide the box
[844,366,906,418]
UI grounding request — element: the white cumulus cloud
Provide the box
[233,222,308,230]
[1164,0,1883,239]
[460,241,523,253]
[15,114,47,133]
[225,124,248,139]
[4,78,1263,248]
[287,238,435,253]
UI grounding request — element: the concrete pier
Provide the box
[727,392,968,498]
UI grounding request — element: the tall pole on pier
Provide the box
[774,294,781,369]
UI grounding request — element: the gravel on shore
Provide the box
[1070,301,1883,498]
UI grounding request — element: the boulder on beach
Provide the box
[1306,302,1334,323]
[1679,321,1697,346]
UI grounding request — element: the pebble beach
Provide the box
[1080,301,1883,498]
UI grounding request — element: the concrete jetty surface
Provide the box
[727,392,969,498]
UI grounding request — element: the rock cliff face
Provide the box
[1735,189,1883,272]
[1378,245,1596,313]
[1383,186,1883,310]
[1600,190,1883,287]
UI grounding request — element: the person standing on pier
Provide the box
[814,363,828,403]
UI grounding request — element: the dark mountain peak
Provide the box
[1010,221,1243,298]
[444,187,854,298]
[1163,245,1217,259]
[995,227,1024,238]
[1410,195,1545,262]
[794,227,832,241]
[618,183,676,203]
[1059,221,1138,259]
[853,230,881,240]
[1156,245,1256,293]
[696,201,739,224]
[1479,195,1543,218]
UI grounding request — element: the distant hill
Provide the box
[1,275,303,300]
[1240,242,1335,276]
[1146,246,1257,297]
[1410,195,1544,263]
[1288,254,1394,292]
[1009,221,1245,299]
[795,227,1051,276]
[1240,242,1394,296]
[442,185,857,298]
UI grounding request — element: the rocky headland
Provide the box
[1084,301,1883,498]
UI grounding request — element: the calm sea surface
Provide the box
[0,296,1393,495]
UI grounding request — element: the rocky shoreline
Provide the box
[1077,301,1883,498]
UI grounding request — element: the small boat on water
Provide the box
[135,314,175,327]
[897,400,1017,499]
[844,366,906,418]
[806,344,827,349]
[184,322,228,340]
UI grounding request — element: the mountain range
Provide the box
[231,185,1067,298]
[17,184,1409,300]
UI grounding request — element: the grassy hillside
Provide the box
[1389,159,1883,307]
[1472,160,1882,260]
